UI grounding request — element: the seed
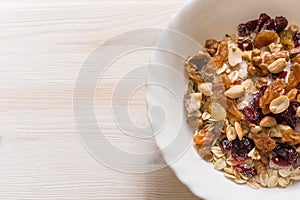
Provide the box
[269,95,290,114]
[198,82,213,96]
[286,88,298,100]
[237,101,249,110]
[259,116,277,127]
[267,58,287,73]
[250,125,263,134]
[224,85,245,99]
[228,43,243,66]
[248,148,261,160]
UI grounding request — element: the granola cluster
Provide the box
[184,13,300,188]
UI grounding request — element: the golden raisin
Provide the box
[281,129,300,146]
[221,74,231,90]
[253,30,279,48]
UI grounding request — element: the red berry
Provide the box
[235,164,257,178]
[264,19,275,30]
[273,143,299,165]
[256,13,271,32]
[274,16,288,33]
[231,137,255,162]
[237,39,253,51]
[220,138,232,152]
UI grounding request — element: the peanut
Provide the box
[267,58,287,73]
[259,116,277,128]
[224,85,245,99]
[269,95,290,114]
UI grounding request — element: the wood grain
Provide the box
[0,0,201,199]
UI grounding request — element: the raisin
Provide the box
[293,32,300,47]
[242,106,261,125]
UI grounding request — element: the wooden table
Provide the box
[0,0,200,199]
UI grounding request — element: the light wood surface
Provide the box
[0,0,200,199]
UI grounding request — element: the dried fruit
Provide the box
[220,138,232,152]
[286,64,300,91]
[238,39,253,51]
[274,16,288,33]
[257,13,271,32]
[207,41,229,70]
[253,30,279,48]
[227,98,243,120]
[208,102,226,121]
[279,30,294,50]
[273,143,299,167]
[276,102,300,129]
[235,164,257,178]
[281,128,300,146]
[259,79,287,109]
[221,74,231,90]
[253,134,276,151]
[231,137,255,161]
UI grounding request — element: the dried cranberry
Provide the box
[273,143,299,165]
[293,32,300,47]
[256,13,271,32]
[235,164,257,178]
[237,39,253,51]
[252,85,268,109]
[246,19,259,32]
[242,86,267,125]
[238,23,250,36]
[274,16,288,33]
[231,137,255,162]
[272,156,291,167]
[272,71,288,79]
[292,157,300,169]
[242,106,261,125]
[264,19,275,30]
[275,102,300,129]
[220,138,232,152]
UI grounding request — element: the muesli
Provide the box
[184,13,300,188]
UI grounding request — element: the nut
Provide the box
[224,85,245,99]
[198,83,213,96]
[269,95,290,114]
[267,58,287,73]
[259,116,277,128]
[228,71,239,83]
[286,88,298,100]
[228,42,243,66]
[234,121,243,140]
[256,77,268,89]
[226,126,237,141]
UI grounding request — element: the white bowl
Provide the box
[146,0,300,199]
